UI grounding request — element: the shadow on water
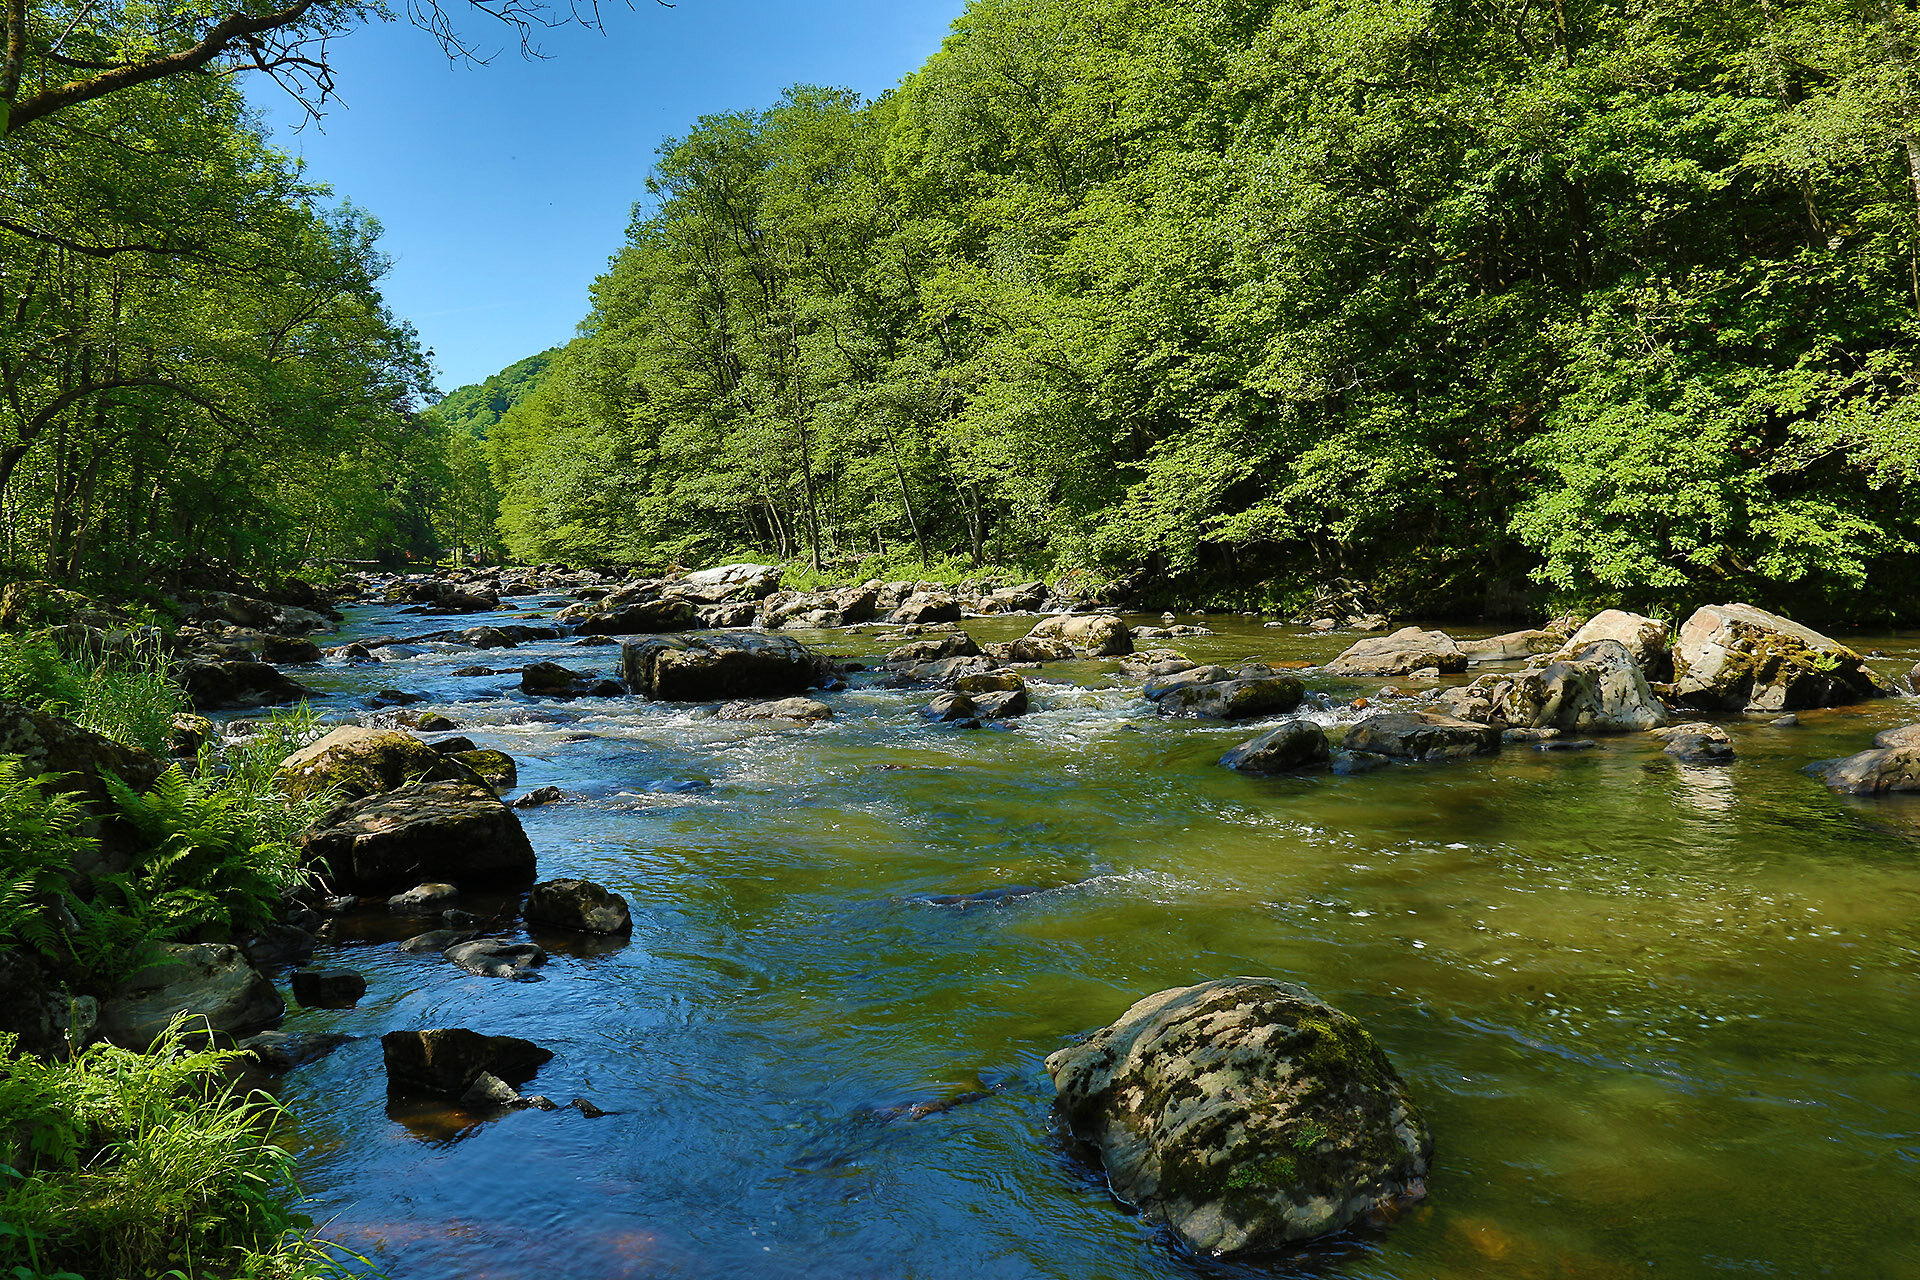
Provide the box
[260,601,1920,1279]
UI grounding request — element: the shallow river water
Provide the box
[262,596,1920,1280]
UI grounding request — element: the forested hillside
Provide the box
[488,0,1920,618]
[0,8,479,588]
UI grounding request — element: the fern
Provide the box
[105,767,293,941]
[0,760,95,960]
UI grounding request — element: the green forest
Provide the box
[479,0,1920,619]
[6,0,1920,617]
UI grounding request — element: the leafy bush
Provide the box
[0,1020,365,1280]
[0,632,187,757]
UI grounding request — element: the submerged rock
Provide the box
[525,878,632,935]
[299,781,536,893]
[1046,978,1431,1256]
[443,939,548,979]
[1221,719,1331,774]
[98,943,283,1050]
[716,697,834,722]
[1672,603,1891,712]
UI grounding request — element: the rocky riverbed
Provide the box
[83,566,1920,1279]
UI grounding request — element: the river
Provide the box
[262,594,1920,1279]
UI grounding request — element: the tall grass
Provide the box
[0,1020,369,1279]
[0,631,187,757]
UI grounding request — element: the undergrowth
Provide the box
[0,1021,369,1280]
[0,631,187,757]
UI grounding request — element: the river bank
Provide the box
[183,573,1919,1279]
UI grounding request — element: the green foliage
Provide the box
[0,632,189,759]
[0,761,94,961]
[433,350,560,435]
[0,1022,361,1280]
[103,768,290,944]
[483,0,1920,618]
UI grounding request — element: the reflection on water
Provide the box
[261,600,1920,1279]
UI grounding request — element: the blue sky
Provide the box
[254,0,965,394]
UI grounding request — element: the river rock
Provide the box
[1671,603,1890,712]
[717,697,834,722]
[1117,649,1194,679]
[1552,609,1670,678]
[973,688,1030,719]
[1805,746,1920,795]
[175,659,313,711]
[1221,720,1331,774]
[977,581,1049,613]
[521,661,596,697]
[526,878,632,934]
[1017,613,1133,659]
[511,785,568,809]
[381,1028,554,1100]
[924,691,980,722]
[761,585,879,628]
[1458,629,1563,664]
[887,592,963,625]
[98,943,284,1050]
[1046,978,1432,1255]
[1874,724,1920,749]
[886,632,980,664]
[1344,711,1501,761]
[1325,627,1467,677]
[1651,722,1735,763]
[275,726,482,802]
[289,968,368,1008]
[398,928,478,954]
[260,635,323,665]
[443,939,548,979]
[558,595,700,635]
[453,748,518,788]
[1441,640,1667,733]
[388,882,459,913]
[1157,676,1305,720]
[1141,665,1231,700]
[299,781,537,893]
[623,633,817,701]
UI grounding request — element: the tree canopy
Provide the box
[485,0,1920,618]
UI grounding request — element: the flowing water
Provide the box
[256,595,1920,1279]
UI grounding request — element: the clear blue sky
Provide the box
[253,0,965,394]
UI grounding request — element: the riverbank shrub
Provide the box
[0,1021,361,1280]
[0,632,187,758]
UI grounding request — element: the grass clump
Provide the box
[0,631,187,758]
[0,1020,365,1280]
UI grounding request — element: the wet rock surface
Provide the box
[622,633,818,701]
[300,781,537,893]
[1047,978,1431,1256]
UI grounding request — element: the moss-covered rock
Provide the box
[1046,978,1431,1256]
[274,726,482,801]
[453,748,517,789]
[1672,603,1891,712]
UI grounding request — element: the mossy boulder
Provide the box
[274,726,482,801]
[1046,978,1431,1256]
[1672,603,1891,712]
[1438,639,1668,733]
[452,748,517,789]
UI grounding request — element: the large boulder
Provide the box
[761,586,879,629]
[1551,609,1670,678]
[98,943,283,1049]
[381,1027,553,1102]
[977,582,1049,613]
[0,700,161,853]
[622,633,816,701]
[1016,614,1134,659]
[886,592,963,625]
[1046,978,1432,1255]
[526,878,633,934]
[558,596,700,635]
[1672,603,1891,712]
[1221,720,1331,774]
[1440,640,1668,734]
[175,660,313,711]
[1344,711,1501,762]
[275,726,481,801]
[676,563,781,599]
[1805,747,1920,795]
[1324,627,1466,677]
[299,781,537,893]
[1156,676,1304,720]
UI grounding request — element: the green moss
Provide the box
[1225,1153,1299,1190]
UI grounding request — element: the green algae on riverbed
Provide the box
[250,605,1920,1279]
